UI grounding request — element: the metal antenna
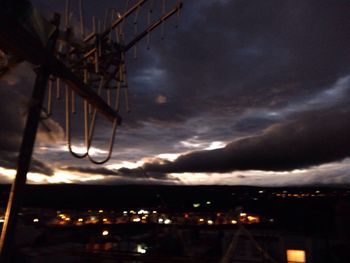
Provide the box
[65,85,88,158]
[133,5,141,59]
[47,76,53,115]
[79,0,85,37]
[0,1,183,259]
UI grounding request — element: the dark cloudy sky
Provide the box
[1,0,350,186]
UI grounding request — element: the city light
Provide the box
[137,209,149,215]
[137,244,147,254]
[247,216,260,224]
[58,214,66,219]
[102,230,109,236]
[164,219,172,225]
[3,188,326,229]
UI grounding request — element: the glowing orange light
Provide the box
[247,215,260,224]
[286,249,306,263]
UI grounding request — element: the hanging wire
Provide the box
[106,8,117,43]
[47,77,53,115]
[56,77,61,99]
[112,10,120,44]
[92,16,100,73]
[83,99,89,149]
[121,52,130,112]
[85,77,118,164]
[133,5,141,59]
[97,19,102,57]
[87,117,118,164]
[65,85,88,158]
[79,0,85,37]
[71,89,76,114]
[115,65,122,112]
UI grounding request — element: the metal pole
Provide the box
[0,13,60,263]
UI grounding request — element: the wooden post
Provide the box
[0,14,60,263]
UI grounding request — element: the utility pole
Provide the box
[0,13,60,263]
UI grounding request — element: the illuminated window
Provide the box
[287,249,306,263]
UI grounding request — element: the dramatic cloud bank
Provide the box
[131,107,350,174]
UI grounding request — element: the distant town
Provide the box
[0,185,349,262]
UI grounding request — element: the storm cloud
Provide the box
[131,107,350,173]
